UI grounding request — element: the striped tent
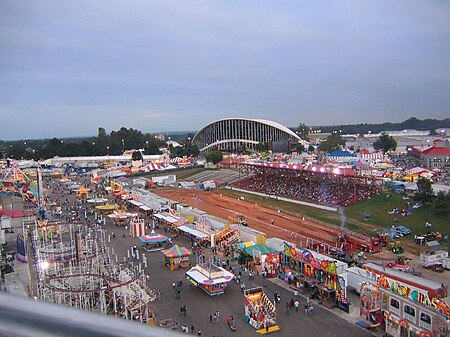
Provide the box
[162,244,191,257]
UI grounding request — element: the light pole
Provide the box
[121,139,124,153]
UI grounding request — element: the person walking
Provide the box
[215,310,220,322]
[294,299,299,312]
[308,304,314,316]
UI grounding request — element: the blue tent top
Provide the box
[328,150,356,157]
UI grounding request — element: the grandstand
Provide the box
[233,163,381,207]
[181,169,244,186]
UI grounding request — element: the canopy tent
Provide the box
[139,230,168,252]
[143,163,162,172]
[138,231,168,244]
[186,263,234,296]
[406,167,433,176]
[162,244,191,258]
[75,187,91,193]
[162,245,191,271]
[87,198,108,204]
[95,203,118,211]
[236,241,255,250]
[244,244,276,256]
[107,210,138,220]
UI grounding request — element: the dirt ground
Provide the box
[155,188,450,286]
[156,188,360,250]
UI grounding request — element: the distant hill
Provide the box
[309,117,450,134]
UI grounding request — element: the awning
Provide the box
[178,225,209,239]
[153,213,179,224]
[138,233,168,243]
[139,205,152,211]
[162,244,191,257]
[186,266,234,285]
[128,200,144,207]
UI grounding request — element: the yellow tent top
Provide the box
[95,203,118,211]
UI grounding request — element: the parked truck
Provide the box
[419,241,449,268]
[442,257,450,270]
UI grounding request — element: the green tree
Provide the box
[292,143,305,153]
[415,177,434,203]
[131,150,143,161]
[373,134,397,153]
[297,123,310,141]
[205,150,223,164]
[255,142,269,152]
[435,190,450,212]
[318,133,344,152]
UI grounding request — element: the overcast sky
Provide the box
[1,1,449,140]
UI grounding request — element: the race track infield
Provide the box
[155,188,354,248]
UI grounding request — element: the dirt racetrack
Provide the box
[155,188,359,249]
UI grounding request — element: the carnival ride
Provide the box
[31,221,156,323]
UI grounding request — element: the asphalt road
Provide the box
[103,224,372,337]
[42,176,372,337]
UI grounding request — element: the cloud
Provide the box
[1,0,449,139]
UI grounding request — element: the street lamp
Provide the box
[121,139,124,153]
[107,146,110,155]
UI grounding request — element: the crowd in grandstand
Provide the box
[233,170,380,207]
[388,154,424,170]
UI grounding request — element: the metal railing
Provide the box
[0,293,183,337]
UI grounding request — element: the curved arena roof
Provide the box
[192,118,307,153]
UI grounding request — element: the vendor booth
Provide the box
[244,287,279,333]
[95,203,118,213]
[108,210,138,226]
[186,263,234,296]
[130,219,145,238]
[213,226,239,249]
[236,243,276,273]
[281,243,349,311]
[178,224,210,244]
[138,231,168,252]
[74,187,91,199]
[162,245,191,270]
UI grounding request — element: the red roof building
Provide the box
[420,140,450,169]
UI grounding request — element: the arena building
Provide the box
[192,118,306,153]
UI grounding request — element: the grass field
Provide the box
[218,188,449,249]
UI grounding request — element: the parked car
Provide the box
[393,226,412,236]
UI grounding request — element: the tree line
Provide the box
[1,127,199,160]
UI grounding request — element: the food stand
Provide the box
[244,287,279,333]
[213,226,240,249]
[74,187,91,199]
[162,245,192,271]
[186,263,234,296]
[138,231,168,252]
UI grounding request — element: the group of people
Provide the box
[233,170,379,207]
[179,324,201,335]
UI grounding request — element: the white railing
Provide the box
[389,305,400,316]
[403,312,416,323]
[419,320,432,332]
